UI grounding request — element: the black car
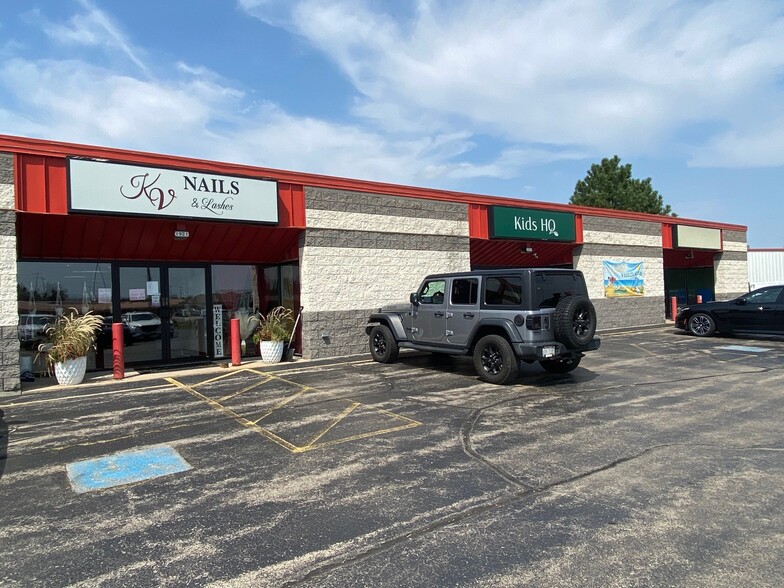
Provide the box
[675,285,784,337]
[99,316,134,346]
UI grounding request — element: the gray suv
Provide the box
[366,268,600,384]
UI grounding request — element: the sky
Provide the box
[1,0,782,248]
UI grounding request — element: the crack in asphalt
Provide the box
[283,361,784,586]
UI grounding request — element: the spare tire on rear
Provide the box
[553,296,596,348]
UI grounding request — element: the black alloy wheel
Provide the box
[369,325,399,363]
[688,312,716,337]
[473,334,519,385]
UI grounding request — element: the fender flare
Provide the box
[367,313,407,340]
[468,318,522,346]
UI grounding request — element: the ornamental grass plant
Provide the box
[252,306,294,343]
[38,309,104,365]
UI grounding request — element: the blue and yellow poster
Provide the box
[603,261,644,297]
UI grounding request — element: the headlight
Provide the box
[129,324,139,332]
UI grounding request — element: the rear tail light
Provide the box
[525,314,551,331]
[525,315,542,330]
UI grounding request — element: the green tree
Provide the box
[570,155,675,216]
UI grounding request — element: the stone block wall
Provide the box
[300,187,470,358]
[575,216,665,330]
[714,230,748,299]
[0,153,19,392]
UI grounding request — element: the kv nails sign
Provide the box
[68,158,279,224]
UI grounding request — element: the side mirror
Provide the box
[735,298,747,306]
[410,292,420,306]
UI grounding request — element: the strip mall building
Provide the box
[0,135,749,391]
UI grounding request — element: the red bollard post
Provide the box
[696,294,703,304]
[670,296,678,321]
[230,318,241,366]
[112,322,125,380]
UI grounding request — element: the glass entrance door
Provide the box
[168,267,208,361]
[118,265,208,364]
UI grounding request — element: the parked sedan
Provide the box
[18,314,57,349]
[98,316,134,346]
[121,311,162,340]
[675,285,784,337]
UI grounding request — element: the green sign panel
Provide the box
[490,206,576,242]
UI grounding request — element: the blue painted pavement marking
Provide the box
[66,445,192,493]
[716,345,771,353]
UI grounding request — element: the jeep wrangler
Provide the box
[366,268,600,384]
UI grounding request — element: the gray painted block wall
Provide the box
[576,216,666,331]
[0,153,19,392]
[300,187,471,359]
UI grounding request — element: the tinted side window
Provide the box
[534,273,588,309]
[484,276,522,306]
[451,278,478,305]
[746,286,783,304]
[419,280,446,305]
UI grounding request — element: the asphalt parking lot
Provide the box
[1,326,783,587]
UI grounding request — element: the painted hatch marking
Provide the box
[716,345,772,353]
[166,369,422,453]
[66,444,192,493]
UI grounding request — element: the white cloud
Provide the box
[0,55,512,185]
[0,58,223,150]
[243,0,784,166]
[690,119,784,167]
[39,0,150,75]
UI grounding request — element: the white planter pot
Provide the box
[259,340,284,363]
[54,356,87,386]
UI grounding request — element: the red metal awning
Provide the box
[17,213,301,264]
[470,238,576,268]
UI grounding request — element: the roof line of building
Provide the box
[0,133,747,232]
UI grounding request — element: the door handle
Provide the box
[463,312,475,318]
[434,312,444,318]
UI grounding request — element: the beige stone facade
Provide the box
[575,216,666,329]
[300,187,470,358]
[1,153,19,392]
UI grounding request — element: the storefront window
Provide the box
[280,263,301,353]
[17,261,113,374]
[262,266,280,312]
[211,265,259,358]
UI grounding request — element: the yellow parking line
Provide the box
[22,423,194,454]
[168,368,423,454]
[165,377,300,452]
[630,343,658,357]
[218,376,272,402]
[249,388,309,425]
[296,420,421,453]
[0,383,177,408]
[303,401,361,448]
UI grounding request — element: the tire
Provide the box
[369,325,399,363]
[473,334,519,385]
[554,296,597,348]
[688,312,716,337]
[540,355,581,374]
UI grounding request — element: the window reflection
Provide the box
[17,262,112,374]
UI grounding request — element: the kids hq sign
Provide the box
[489,206,576,242]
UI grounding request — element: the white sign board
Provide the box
[213,304,224,357]
[674,225,722,250]
[68,158,279,224]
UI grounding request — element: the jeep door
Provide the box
[412,278,447,343]
[446,276,479,346]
